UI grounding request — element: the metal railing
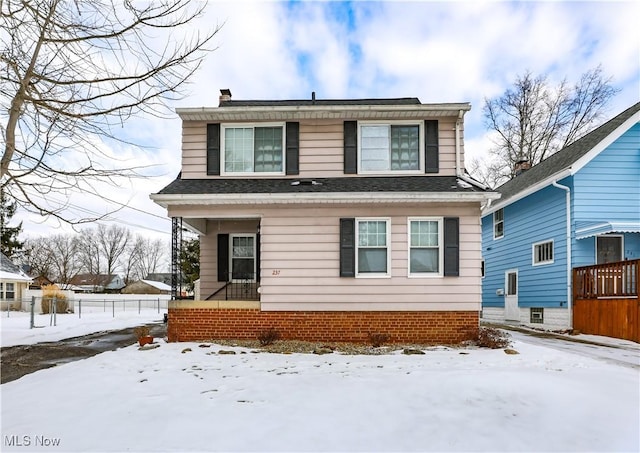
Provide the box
[207,272,259,301]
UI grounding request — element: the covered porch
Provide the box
[573,259,639,342]
[172,216,261,302]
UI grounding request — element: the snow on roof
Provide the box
[140,280,172,291]
[0,270,32,282]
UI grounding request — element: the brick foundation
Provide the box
[167,303,478,344]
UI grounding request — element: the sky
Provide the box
[10,0,640,243]
[2,310,639,451]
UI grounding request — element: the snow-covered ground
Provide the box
[1,315,639,452]
[1,309,165,347]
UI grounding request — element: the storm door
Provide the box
[596,235,622,264]
[504,270,519,321]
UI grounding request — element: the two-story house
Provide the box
[481,102,640,341]
[151,90,499,343]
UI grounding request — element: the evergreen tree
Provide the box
[0,188,23,258]
[180,239,200,293]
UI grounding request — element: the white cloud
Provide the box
[10,0,640,240]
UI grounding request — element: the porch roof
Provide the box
[575,221,640,239]
[151,176,499,207]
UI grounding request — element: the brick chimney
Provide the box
[514,159,531,176]
[219,88,232,106]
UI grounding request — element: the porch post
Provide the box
[171,217,183,300]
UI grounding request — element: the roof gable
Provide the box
[492,101,640,209]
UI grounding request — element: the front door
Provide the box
[504,270,519,321]
[596,235,622,264]
[230,235,256,282]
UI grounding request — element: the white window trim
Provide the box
[229,233,257,282]
[595,234,624,264]
[532,239,554,266]
[493,208,504,240]
[220,122,286,176]
[355,218,391,278]
[407,217,443,278]
[357,120,424,175]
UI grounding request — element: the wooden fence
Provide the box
[573,259,639,343]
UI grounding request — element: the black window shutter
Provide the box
[217,234,229,281]
[343,121,357,174]
[444,217,459,276]
[255,232,261,282]
[425,120,439,173]
[339,218,355,277]
[285,122,299,175]
[207,123,221,175]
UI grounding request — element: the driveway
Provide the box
[0,322,166,384]
[489,323,640,369]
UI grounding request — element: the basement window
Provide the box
[530,308,544,324]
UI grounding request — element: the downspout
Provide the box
[552,180,572,329]
[455,109,464,177]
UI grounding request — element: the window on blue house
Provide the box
[533,240,554,265]
[493,208,504,239]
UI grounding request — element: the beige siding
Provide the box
[180,118,464,179]
[187,203,481,311]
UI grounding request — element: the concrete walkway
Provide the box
[486,322,640,370]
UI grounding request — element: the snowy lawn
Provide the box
[1,334,639,452]
[1,309,165,347]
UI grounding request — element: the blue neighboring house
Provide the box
[481,102,640,330]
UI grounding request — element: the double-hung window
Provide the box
[493,208,504,239]
[408,218,443,276]
[356,219,390,277]
[222,124,284,174]
[359,122,422,172]
[532,240,554,265]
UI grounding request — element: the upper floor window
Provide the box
[408,218,443,276]
[532,240,554,265]
[356,219,391,277]
[359,122,422,173]
[493,208,504,239]
[222,124,284,174]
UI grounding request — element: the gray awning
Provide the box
[575,221,640,239]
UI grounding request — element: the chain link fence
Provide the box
[2,295,169,328]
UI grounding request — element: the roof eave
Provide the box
[151,191,499,208]
[482,169,572,216]
[176,103,472,122]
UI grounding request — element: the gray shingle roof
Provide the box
[496,101,640,203]
[219,98,422,107]
[1,251,23,275]
[157,176,487,196]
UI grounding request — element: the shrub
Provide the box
[40,284,68,314]
[368,332,390,348]
[257,327,280,346]
[468,327,511,349]
[133,326,151,339]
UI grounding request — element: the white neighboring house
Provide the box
[0,252,32,310]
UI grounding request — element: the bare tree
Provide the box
[0,0,219,223]
[76,228,102,275]
[46,233,81,284]
[475,66,618,187]
[23,236,55,279]
[133,236,168,281]
[96,224,130,277]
